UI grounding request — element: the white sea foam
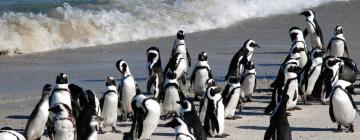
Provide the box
[0,0,347,55]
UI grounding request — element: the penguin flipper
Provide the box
[314,19,324,44]
[99,96,104,111]
[221,84,230,105]
[344,42,350,57]
[326,39,332,54]
[208,68,214,79]
[190,68,197,85]
[146,75,155,93]
[329,94,336,123]
[303,28,308,38]
[345,86,358,110]
[186,49,191,67]
[118,80,124,101]
[178,88,186,100]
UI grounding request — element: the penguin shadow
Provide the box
[255,88,273,93]
[152,132,175,137]
[80,77,148,83]
[6,115,29,120]
[257,63,282,67]
[256,75,277,80]
[254,51,288,55]
[238,125,336,132]
[236,111,265,116]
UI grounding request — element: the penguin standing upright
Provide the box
[326,26,349,57]
[116,59,139,120]
[146,46,164,99]
[0,127,26,140]
[329,79,358,132]
[264,94,292,140]
[49,73,72,110]
[99,77,120,133]
[225,39,260,80]
[124,93,161,140]
[171,30,191,73]
[164,53,188,85]
[240,61,257,102]
[48,103,76,140]
[25,84,52,140]
[165,117,196,140]
[204,86,229,138]
[300,10,324,50]
[190,52,213,100]
[199,78,216,124]
[282,59,302,111]
[319,57,343,104]
[178,99,207,140]
[221,76,241,120]
[289,27,308,68]
[161,71,185,119]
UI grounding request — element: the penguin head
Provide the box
[165,117,182,128]
[326,57,342,68]
[228,76,240,84]
[289,27,303,42]
[198,52,208,61]
[56,73,68,84]
[312,49,325,59]
[209,87,221,96]
[206,78,216,88]
[42,84,53,96]
[105,76,116,87]
[287,65,301,74]
[166,70,177,80]
[334,26,343,35]
[285,59,300,74]
[147,46,160,70]
[300,9,315,18]
[177,99,192,111]
[48,104,64,113]
[116,59,129,74]
[176,30,185,40]
[244,61,255,70]
[244,39,260,51]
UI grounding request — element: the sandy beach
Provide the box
[1,0,360,139]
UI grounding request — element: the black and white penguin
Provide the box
[171,30,191,71]
[99,76,120,133]
[329,79,358,132]
[161,71,186,119]
[300,9,324,50]
[190,52,214,100]
[25,84,52,140]
[165,116,196,140]
[204,86,229,138]
[116,59,139,120]
[48,103,76,140]
[282,59,302,111]
[146,46,165,99]
[221,76,241,120]
[319,57,343,104]
[164,53,188,85]
[0,127,26,140]
[289,27,308,68]
[240,61,257,102]
[68,84,85,118]
[123,93,161,140]
[225,39,260,80]
[177,99,207,140]
[199,78,216,124]
[264,94,292,140]
[326,26,349,57]
[49,73,72,110]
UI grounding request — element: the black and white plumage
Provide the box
[329,80,358,132]
[49,73,72,110]
[240,61,257,102]
[221,76,241,119]
[68,84,85,118]
[48,103,76,140]
[165,117,196,140]
[25,84,52,140]
[178,99,207,140]
[288,27,308,68]
[225,39,260,80]
[300,10,324,50]
[318,57,343,103]
[282,59,301,110]
[264,94,292,140]
[146,46,165,100]
[0,127,26,140]
[164,53,188,85]
[190,52,213,100]
[199,78,216,124]
[161,71,186,117]
[124,93,161,140]
[171,30,191,71]
[326,26,349,57]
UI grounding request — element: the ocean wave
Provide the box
[0,0,346,55]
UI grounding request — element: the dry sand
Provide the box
[1,0,360,139]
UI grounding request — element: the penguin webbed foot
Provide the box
[112,126,121,133]
[246,97,253,102]
[214,133,230,138]
[98,127,106,134]
[349,124,354,133]
[337,124,342,132]
[225,115,242,120]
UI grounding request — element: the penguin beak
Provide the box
[176,101,182,104]
[299,11,305,16]
[255,44,260,48]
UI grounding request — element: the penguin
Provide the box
[204,86,229,138]
[68,84,85,119]
[190,52,214,101]
[177,99,207,140]
[48,103,76,140]
[240,61,257,102]
[25,84,52,140]
[282,59,302,111]
[146,46,165,99]
[123,93,161,140]
[329,79,358,132]
[319,57,343,104]
[221,76,241,120]
[164,53,188,85]
[225,39,260,80]
[171,30,191,72]
[49,73,72,110]
[0,127,26,140]
[326,26,349,57]
[161,71,186,119]
[300,9,324,50]
[264,94,292,140]
[199,78,216,124]
[288,27,308,68]
[116,59,139,120]
[165,116,196,140]
[99,76,120,133]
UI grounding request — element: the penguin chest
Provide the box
[53,119,75,139]
[50,91,72,109]
[27,102,49,138]
[332,90,356,127]
[199,97,208,124]
[139,100,161,139]
[225,88,240,117]
[120,78,136,113]
[102,93,118,126]
[305,66,321,95]
[284,80,298,109]
[176,59,187,76]
[163,87,181,113]
[299,51,308,68]
[241,75,256,97]
[193,70,209,95]
[330,41,345,57]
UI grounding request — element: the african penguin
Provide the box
[300,9,324,50]
[165,116,196,140]
[171,30,191,72]
[225,39,260,80]
[319,57,343,104]
[68,84,85,118]
[124,93,161,140]
[190,52,214,101]
[25,84,52,140]
[240,61,257,102]
[164,53,188,85]
[0,127,26,140]
[177,99,207,140]
[199,78,216,124]
[221,76,241,120]
[282,59,302,111]
[146,46,165,99]
[49,73,72,110]
[48,103,76,140]
[289,26,308,68]
[326,26,349,57]
[99,77,120,133]
[329,80,358,132]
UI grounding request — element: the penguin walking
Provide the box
[0,127,26,140]
[300,10,324,50]
[204,86,229,138]
[329,80,358,132]
[123,93,161,140]
[282,59,302,111]
[165,117,196,140]
[190,52,213,100]
[99,77,120,133]
[146,46,165,99]
[48,103,76,140]
[264,94,292,140]
[221,76,241,120]
[25,84,52,140]
[161,71,186,119]
[326,26,349,57]
[116,59,139,120]
[225,39,260,80]
[240,61,257,102]
[178,99,207,140]
[199,79,216,124]
[171,30,191,73]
